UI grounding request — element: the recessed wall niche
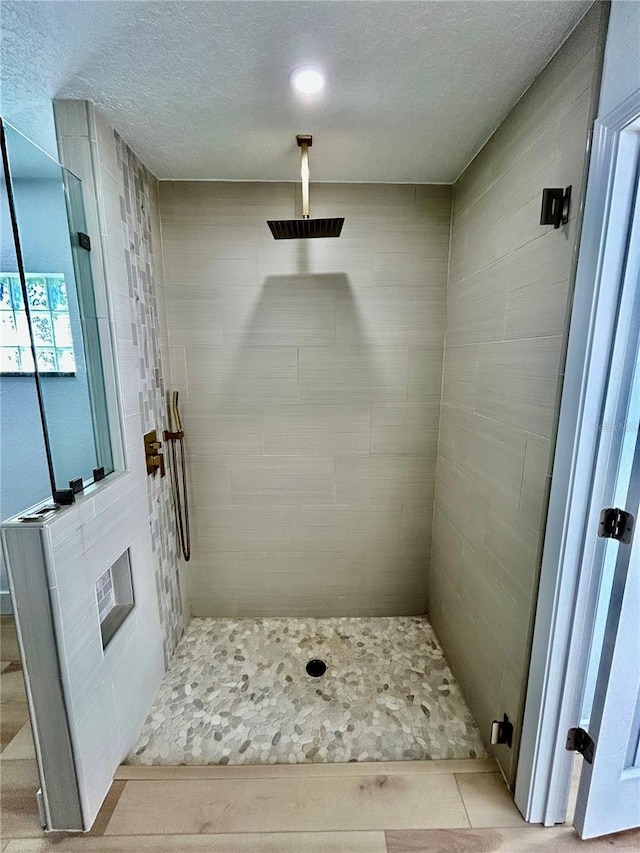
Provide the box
[96,549,134,649]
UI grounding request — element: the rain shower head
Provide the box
[267,135,344,239]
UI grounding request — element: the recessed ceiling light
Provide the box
[290,65,325,95]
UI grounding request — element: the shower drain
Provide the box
[306,659,327,678]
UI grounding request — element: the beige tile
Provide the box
[184,345,298,408]
[519,433,552,532]
[455,772,526,828]
[264,404,371,456]
[385,826,640,852]
[407,346,444,403]
[229,457,335,506]
[430,505,464,592]
[219,277,337,347]
[298,505,402,553]
[299,345,408,403]
[366,550,429,614]
[556,89,595,214]
[373,253,448,287]
[475,337,563,439]
[1,722,35,761]
[105,773,469,835]
[439,411,527,511]
[335,455,435,507]
[504,228,574,341]
[190,409,264,457]
[5,832,387,852]
[337,286,445,347]
[441,346,478,412]
[433,457,488,556]
[371,403,439,455]
[0,759,43,839]
[190,505,301,553]
[400,501,433,550]
[445,258,509,346]
[482,501,540,609]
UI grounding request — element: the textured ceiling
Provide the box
[1,1,593,182]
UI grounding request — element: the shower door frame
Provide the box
[515,88,640,826]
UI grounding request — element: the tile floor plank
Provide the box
[1,722,36,761]
[0,759,44,838]
[116,757,497,780]
[4,831,388,852]
[0,703,30,751]
[385,826,640,851]
[104,773,469,835]
[454,772,525,827]
[1,619,21,661]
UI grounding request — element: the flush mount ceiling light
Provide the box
[290,65,325,95]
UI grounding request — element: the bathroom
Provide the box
[1,0,639,847]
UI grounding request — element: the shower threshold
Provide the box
[127,616,487,767]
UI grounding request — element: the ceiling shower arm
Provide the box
[297,134,312,219]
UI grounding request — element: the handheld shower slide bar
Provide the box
[164,391,191,562]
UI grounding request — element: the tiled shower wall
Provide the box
[428,3,608,783]
[114,132,183,664]
[55,101,185,666]
[160,182,451,616]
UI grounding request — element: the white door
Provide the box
[573,147,640,839]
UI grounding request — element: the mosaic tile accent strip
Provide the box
[128,616,488,766]
[115,131,183,666]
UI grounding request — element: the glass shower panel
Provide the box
[2,122,113,492]
[0,143,52,611]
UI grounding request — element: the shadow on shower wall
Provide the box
[187,272,433,616]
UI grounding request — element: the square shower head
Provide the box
[267,217,345,239]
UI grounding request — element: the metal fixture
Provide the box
[69,477,84,494]
[144,430,165,477]
[93,466,106,482]
[490,714,513,747]
[566,727,595,764]
[164,391,191,561]
[598,507,634,543]
[540,186,572,228]
[306,659,327,677]
[53,488,75,505]
[267,135,344,239]
[77,231,91,251]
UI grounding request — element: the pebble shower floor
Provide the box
[128,616,487,766]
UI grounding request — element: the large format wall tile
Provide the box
[429,3,607,785]
[161,183,450,616]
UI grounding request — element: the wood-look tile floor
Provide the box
[2,616,639,851]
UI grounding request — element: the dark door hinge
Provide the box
[490,714,513,748]
[77,231,91,250]
[598,507,634,544]
[566,727,595,764]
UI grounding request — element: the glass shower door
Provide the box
[1,119,114,501]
